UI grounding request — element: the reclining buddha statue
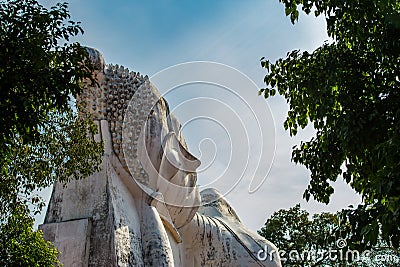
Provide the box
[39,48,281,267]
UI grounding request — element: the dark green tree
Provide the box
[258,204,346,266]
[0,205,59,266]
[0,0,103,265]
[260,0,400,250]
[259,205,400,266]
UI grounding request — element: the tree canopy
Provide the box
[259,205,400,267]
[0,205,59,266]
[260,0,400,249]
[0,0,103,265]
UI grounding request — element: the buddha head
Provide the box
[80,47,201,228]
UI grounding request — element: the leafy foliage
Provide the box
[259,205,400,266]
[0,0,103,264]
[0,0,91,145]
[260,0,400,249]
[258,204,345,266]
[0,107,103,218]
[0,205,60,267]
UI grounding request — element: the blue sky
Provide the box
[37,0,361,231]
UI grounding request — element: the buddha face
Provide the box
[138,98,201,228]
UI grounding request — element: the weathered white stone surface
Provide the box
[40,48,281,267]
[181,189,280,266]
[39,219,91,267]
